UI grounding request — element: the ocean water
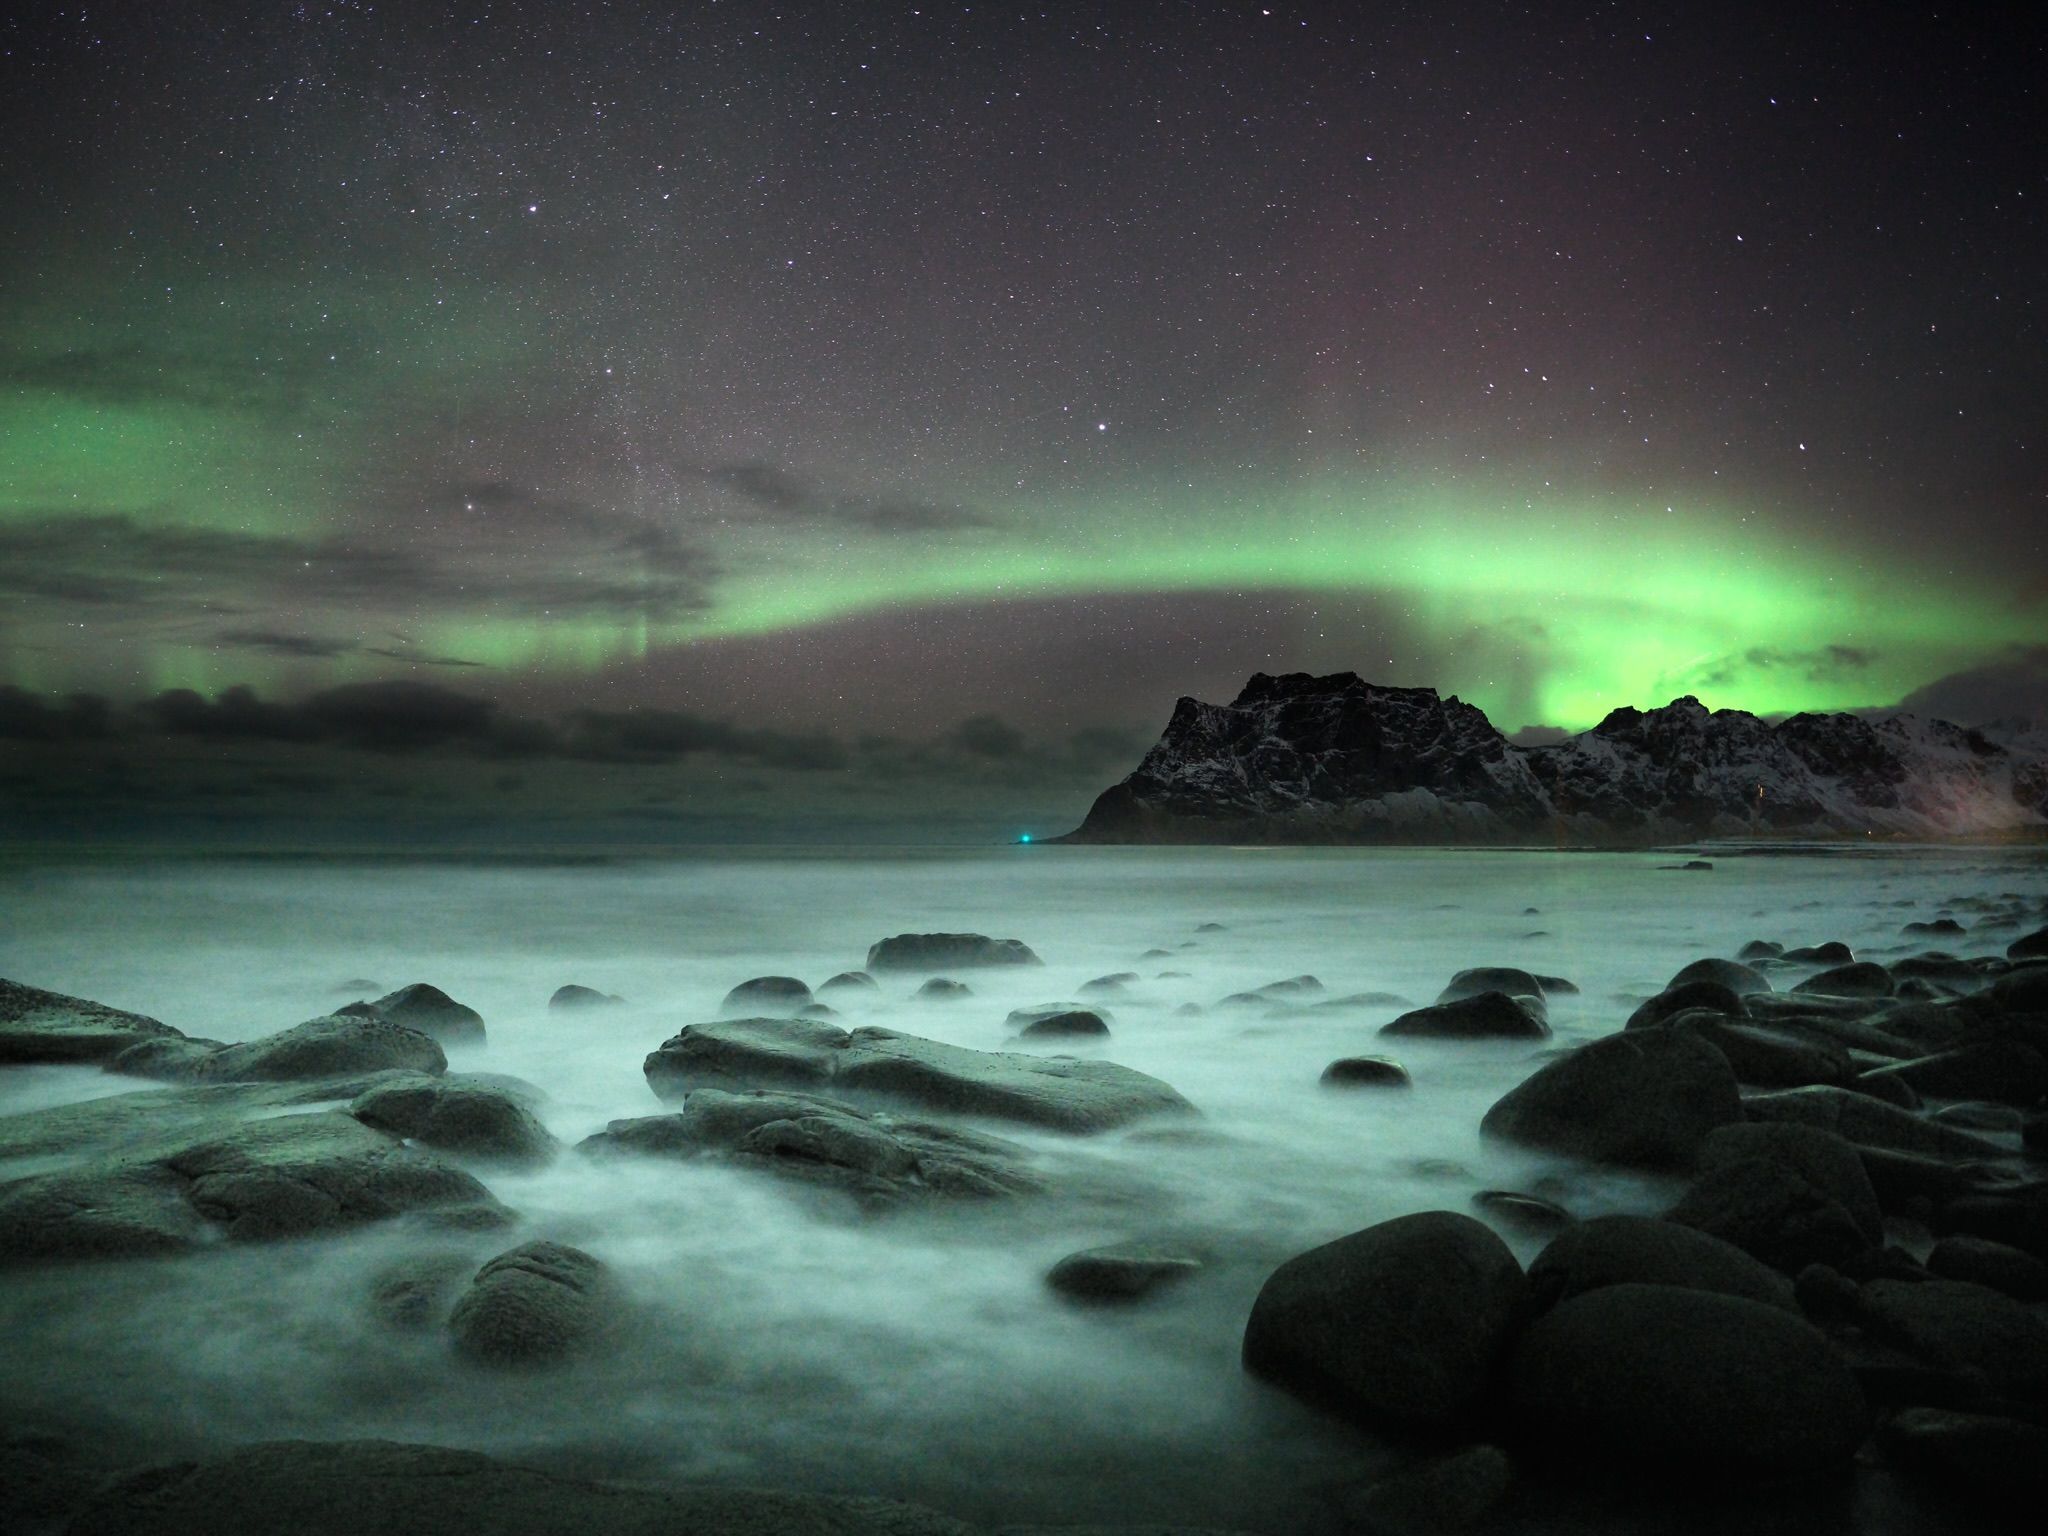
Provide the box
[2,844,2044,1531]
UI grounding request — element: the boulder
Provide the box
[1878,1408,2048,1509]
[1078,972,1139,995]
[1525,1215,1796,1314]
[1015,1010,1110,1041]
[1242,1211,1525,1429]
[916,978,972,1001]
[1506,1283,1867,1474]
[2007,925,2048,961]
[1379,992,1548,1041]
[1320,1055,1411,1089]
[1479,1028,1741,1169]
[349,1076,558,1168]
[1793,962,1896,1000]
[1741,1086,2009,1161]
[60,1439,982,1536]
[1623,981,1747,1031]
[1340,1444,1513,1535]
[449,1241,614,1366]
[1666,1158,1872,1274]
[1782,942,1856,966]
[720,976,813,1015]
[367,1250,476,1330]
[1854,1278,2048,1396]
[1697,1121,1883,1241]
[581,1087,1040,1204]
[1667,958,1774,996]
[865,933,1042,972]
[1857,1039,2048,1106]
[1436,967,1547,1006]
[1738,940,1785,961]
[1470,1189,1572,1238]
[0,977,182,1064]
[1926,1235,2048,1301]
[359,984,485,1047]
[817,970,879,995]
[1669,1014,1853,1087]
[547,985,622,1011]
[1046,1243,1203,1302]
[643,1019,1193,1133]
[168,1014,447,1084]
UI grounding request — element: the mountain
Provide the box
[1057,672,2048,844]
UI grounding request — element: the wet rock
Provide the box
[1470,1189,1571,1238]
[1659,859,1714,871]
[449,1241,614,1366]
[367,1250,476,1330]
[1697,1121,1882,1241]
[140,1013,448,1085]
[1902,918,1967,937]
[1793,962,1896,1000]
[1436,967,1546,1006]
[2007,925,2048,961]
[0,1161,206,1262]
[583,1087,1040,1204]
[1379,992,1549,1041]
[1320,1055,1411,1089]
[358,984,485,1047]
[644,1018,1193,1133]
[1738,940,1785,962]
[1015,1010,1110,1041]
[547,984,622,1012]
[1340,1444,1513,1535]
[1782,941,1856,966]
[1926,1234,2048,1301]
[1480,1027,1741,1169]
[1741,1085,2009,1161]
[1007,1002,1113,1030]
[1858,1038,2048,1106]
[105,1036,231,1080]
[1878,1407,2048,1509]
[1078,972,1139,996]
[61,1440,983,1536]
[1929,1102,2021,1135]
[866,933,1042,972]
[1506,1283,1867,1474]
[916,978,973,1002]
[1623,980,1747,1031]
[818,970,879,995]
[1667,1158,1872,1274]
[721,975,813,1015]
[349,1075,558,1168]
[1046,1243,1202,1301]
[1526,1214,1796,1314]
[1854,1278,2048,1395]
[0,977,184,1064]
[1671,1013,1854,1087]
[1667,958,1774,996]
[1242,1211,1525,1430]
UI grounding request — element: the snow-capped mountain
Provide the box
[1057,672,2048,844]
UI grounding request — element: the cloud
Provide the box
[141,681,547,753]
[1896,644,2048,726]
[0,686,114,741]
[215,628,488,668]
[0,342,314,416]
[563,708,850,771]
[951,714,1028,759]
[1679,644,1876,690]
[684,461,990,533]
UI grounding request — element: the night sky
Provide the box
[3,2,2045,817]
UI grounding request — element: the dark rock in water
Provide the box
[128,1013,448,1085]
[1696,1122,1882,1242]
[1623,980,1747,1031]
[1742,1085,2010,1161]
[1988,963,2048,1013]
[1046,1243,1202,1302]
[866,933,1042,972]
[1854,1278,2048,1395]
[1843,1068,1923,1111]
[1669,1013,1854,1088]
[1248,974,1325,998]
[1667,958,1774,996]
[1737,940,1784,963]
[915,978,972,1002]
[1016,1010,1110,1041]
[59,1439,984,1536]
[1793,962,1895,1000]
[1340,1444,1513,1535]
[1667,1158,1872,1274]
[360,984,486,1047]
[1858,1038,2048,1106]
[1903,917,1967,937]
[1436,967,1547,1006]
[1782,941,1856,966]
[1320,1055,1411,1089]
[1534,973,1580,995]
[1525,1215,1796,1314]
[1926,1235,2048,1302]
[448,1241,613,1366]
[1659,859,1714,871]
[1196,921,1228,932]
[1243,1211,1525,1430]
[1929,1102,2021,1135]
[1470,1189,1572,1238]
[0,1160,204,1262]
[1506,1283,1867,1474]
[1078,972,1139,996]
[1007,1002,1113,1030]
[796,1001,839,1020]
[0,976,183,1064]
[105,1036,230,1080]
[349,1076,558,1168]
[581,1087,1039,1204]
[1888,953,1981,991]
[1878,1408,2048,1512]
[2007,924,2048,961]
[1379,992,1548,1041]
[721,975,813,1015]
[547,985,622,1011]
[818,970,879,995]
[644,1018,1192,1134]
[1480,1028,1741,1169]
[367,1250,476,1331]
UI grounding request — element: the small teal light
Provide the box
[1018,833,1033,844]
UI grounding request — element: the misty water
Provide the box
[4,844,2046,1531]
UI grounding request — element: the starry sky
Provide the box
[2,0,2045,805]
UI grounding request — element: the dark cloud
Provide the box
[685,461,991,533]
[563,708,850,771]
[213,628,488,668]
[0,342,314,416]
[951,714,1027,759]
[1683,644,1877,690]
[1896,645,2048,726]
[0,686,113,741]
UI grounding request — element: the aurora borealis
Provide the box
[3,3,2045,800]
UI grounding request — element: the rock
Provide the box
[1526,1215,1796,1314]
[1878,1408,2048,1509]
[581,1087,1040,1204]
[1623,981,1747,1031]
[1782,941,1856,966]
[916,978,972,1002]
[1078,972,1139,996]
[359,984,485,1047]
[60,1439,982,1536]
[720,976,813,1015]
[448,1241,613,1366]
[1854,1278,2048,1395]
[367,1250,476,1330]
[0,976,183,1064]
[818,970,879,995]
[1902,918,1968,937]
[2007,925,2048,961]
[1667,958,1774,996]
[349,1076,558,1168]
[1738,940,1784,961]
[1696,1122,1882,1241]
[547,984,622,1011]
[866,933,1042,972]
[1007,1003,1113,1030]
[1929,1102,2021,1135]
[1016,1010,1110,1040]
[1742,1085,2010,1160]
[1506,1283,1867,1473]
[1340,1444,1513,1535]
[1659,859,1714,871]
[1242,1211,1525,1430]
[153,1014,447,1084]
[1858,1039,2048,1106]
[1926,1235,2048,1301]
[1670,1014,1854,1087]
[0,1161,206,1262]
[1479,1027,1741,1169]
[1470,1189,1571,1238]
[105,1036,231,1080]
[1379,992,1549,1041]
[1666,1158,1872,1274]
[1793,962,1896,1000]
[1320,1055,1411,1089]
[1046,1243,1202,1301]
[643,1018,1193,1134]
[1436,967,1547,1006]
